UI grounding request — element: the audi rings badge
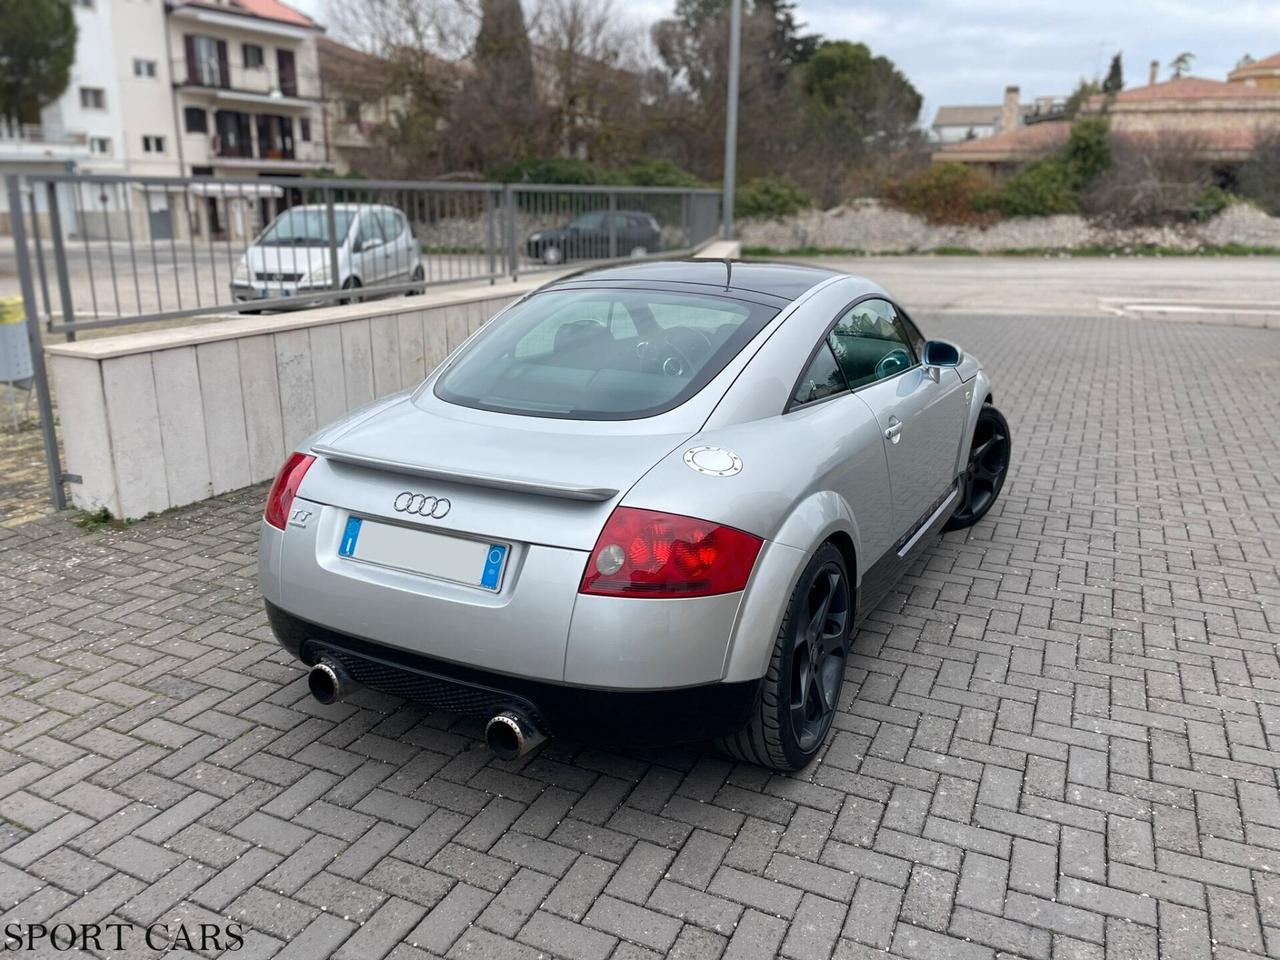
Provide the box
[393,492,451,519]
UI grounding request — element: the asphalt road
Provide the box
[7,241,1280,331]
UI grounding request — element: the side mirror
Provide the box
[923,340,963,367]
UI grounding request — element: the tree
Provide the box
[530,0,645,164]
[0,0,77,124]
[1169,51,1194,78]
[454,0,545,169]
[1238,128,1280,215]
[1064,78,1101,118]
[649,0,821,178]
[1102,52,1123,94]
[797,40,922,205]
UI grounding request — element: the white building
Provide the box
[2,0,331,240]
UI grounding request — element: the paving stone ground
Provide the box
[0,313,1278,960]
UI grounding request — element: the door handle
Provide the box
[884,419,903,443]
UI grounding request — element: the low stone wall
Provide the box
[46,284,533,519]
[738,199,1280,253]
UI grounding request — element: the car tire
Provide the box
[338,276,362,305]
[718,542,851,771]
[407,265,425,296]
[943,403,1011,531]
[542,245,563,265]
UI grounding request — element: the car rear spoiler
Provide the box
[310,444,619,502]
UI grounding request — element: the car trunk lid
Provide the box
[300,395,694,550]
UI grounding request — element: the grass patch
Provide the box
[73,507,133,531]
[742,243,1280,258]
[420,244,487,255]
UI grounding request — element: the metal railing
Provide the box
[3,171,721,510]
[7,173,720,337]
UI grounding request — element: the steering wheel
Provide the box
[659,326,715,377]
[875,348,911,380]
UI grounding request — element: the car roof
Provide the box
[547,259,845,302]
[279,203,398,213]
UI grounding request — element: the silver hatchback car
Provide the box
[232,203,425,305]
[259,261,1010,770]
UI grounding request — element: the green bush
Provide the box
[611,159,702,188]
[492,157,602,184]
[735,176,812,219]
[1064,117,1110,185]
[1191,185,1234,221]
[886,163,996,224]
[976,157,1080,217]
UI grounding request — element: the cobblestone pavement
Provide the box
[1,314,1278,960]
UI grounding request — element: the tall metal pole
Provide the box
[721,0,743,240]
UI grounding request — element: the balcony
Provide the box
[173,58,321,107]
[0,121,90,162]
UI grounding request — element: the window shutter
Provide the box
[216,41,229,88]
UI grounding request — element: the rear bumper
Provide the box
[266,599,758,744]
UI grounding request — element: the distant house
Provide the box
[317,38,413,176]
[933,58,1280,177]
[931,87,1066,144]
[2,0,334,240]
[1228,52,1280,91]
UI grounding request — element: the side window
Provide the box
[357,210,383,248]
[791,342,848,407]
[828,298,916,390]
[894,304,927,360]
[379,210,403,241]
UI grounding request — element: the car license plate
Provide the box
[338,516,507,591]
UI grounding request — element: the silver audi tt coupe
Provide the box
[259,260,1011,770]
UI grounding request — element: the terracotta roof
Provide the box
[175,0,320,29]
[1111,76,1280,102]
[934,120,1070,160]
[1238,51,1280,71]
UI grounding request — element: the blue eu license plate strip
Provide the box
[480,544,507,590]
[339,516,362,556]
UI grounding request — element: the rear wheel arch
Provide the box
[722,492,862,685]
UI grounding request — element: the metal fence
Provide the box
[2,172,721,512]
[7,173,722,338]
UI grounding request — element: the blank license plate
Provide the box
[338,516,507,591]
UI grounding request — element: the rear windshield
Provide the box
[433,288,778,419]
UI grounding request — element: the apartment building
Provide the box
[2,0,331,240]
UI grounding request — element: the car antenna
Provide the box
[723,257,733,290]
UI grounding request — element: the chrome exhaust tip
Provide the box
[307,658,355,705]
[484,709,546,760]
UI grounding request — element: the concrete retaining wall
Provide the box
[47,285,531,519]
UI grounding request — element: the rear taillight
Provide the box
[579,507,763,598]
[264,452,315,530]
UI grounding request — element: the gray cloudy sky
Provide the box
[300,0,1280,123]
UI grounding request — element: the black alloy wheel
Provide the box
[944,404,1011,531]
[789,557,851,754]
[718,542,851,771]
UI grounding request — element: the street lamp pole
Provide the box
[722,0,742,239]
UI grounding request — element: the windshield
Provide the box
[257,208,354,247]
[433,288,777,420]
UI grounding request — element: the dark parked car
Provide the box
[526,211,663,265]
